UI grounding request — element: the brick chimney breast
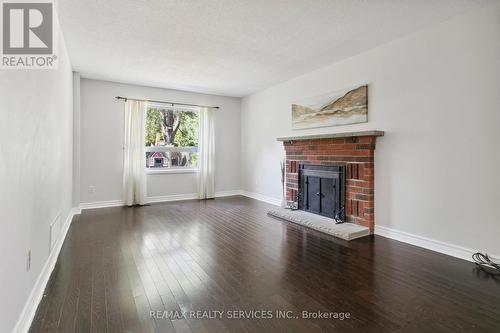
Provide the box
[278,131,384,232]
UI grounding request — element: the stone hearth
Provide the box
[278,130,384,232]
[268,207,370,241]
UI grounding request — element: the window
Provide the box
[145,104,199,172]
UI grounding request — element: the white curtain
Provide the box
[123,100,147,206]
[198,107,215,199]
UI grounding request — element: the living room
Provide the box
[1,1,499,332]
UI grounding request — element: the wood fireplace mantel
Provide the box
[277,130,384,142]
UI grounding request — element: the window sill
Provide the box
[146,168,199,175]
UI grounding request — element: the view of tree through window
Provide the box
[145,106,199,169]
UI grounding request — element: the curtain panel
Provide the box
[198,107,215,199]
[123,100,147,206]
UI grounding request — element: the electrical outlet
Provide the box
[88,185,96,194]
[27,250,31,272]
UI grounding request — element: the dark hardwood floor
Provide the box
[29,196,500,333]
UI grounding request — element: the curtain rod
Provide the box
[115,96,219,109]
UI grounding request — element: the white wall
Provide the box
[79,78,241,204]
[72,72,81,207]
[241,5,500,256]
[0,31,74,332]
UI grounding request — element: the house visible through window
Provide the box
[145,104,199,170]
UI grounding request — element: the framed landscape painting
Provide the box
[292,85,368,130]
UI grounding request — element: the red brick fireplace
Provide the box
[278,130,384,232]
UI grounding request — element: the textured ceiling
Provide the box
[58,0,494,97]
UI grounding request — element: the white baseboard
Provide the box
[240,190,281,206]
[214,190,243,197]
[147,193,198,203]
[148,190,247,203]
[79,191,248,208]
[375,225,499,262]
[79,199,124,210]
[71,206,82,215]
[77,190,282,208]
[13,208,79,333]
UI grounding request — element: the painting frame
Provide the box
[292,84,368,130]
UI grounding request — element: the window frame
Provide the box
[145,103,200,174]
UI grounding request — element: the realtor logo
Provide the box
[1,0,57,68]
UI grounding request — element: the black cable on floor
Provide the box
[472,252,500,275]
